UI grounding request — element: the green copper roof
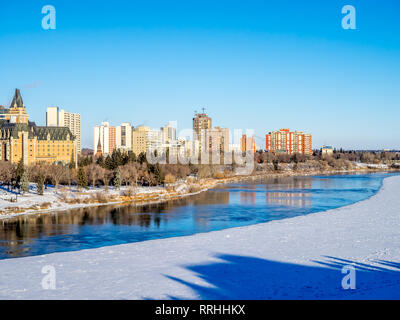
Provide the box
[10,89,24,108]
[0,120,76,141]
[34,126,75,141]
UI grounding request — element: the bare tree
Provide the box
[127,163,138,188]
[86,163,101,189]
[98,166,112,191]
[49,164,66,191]
[0,161,15,191]
[120,163,138,188]
[64,167,77,190]
[120,165,130,187]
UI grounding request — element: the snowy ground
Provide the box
[0,176,400,299]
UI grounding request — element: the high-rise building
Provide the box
[46,107,81,154]
[240,134,256,153]
[160,122,177,145]
[265,128,312,155]
[193,111,212,138]
[146,129,163,154]
[116,123,133,152]
[131,126,150,156]
[59,110,81,154]
[178,138,199,159]
[193,111,230,157]
[1,89,77,165]
[201,126,229,154]
[93,122,116,156]
[46,106,59,126]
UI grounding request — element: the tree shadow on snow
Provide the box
[163,254,400,300]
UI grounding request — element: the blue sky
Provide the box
[0,0,399,150]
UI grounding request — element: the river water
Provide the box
[0,172,396,259]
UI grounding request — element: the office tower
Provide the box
[193,110,212,138]
[116,123,133,152]
[160,122,177,144]
[201,126,229,154]
[46,106,59,126]
[146,129,163,154]
[132,126,150,156]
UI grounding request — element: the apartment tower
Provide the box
[93,122,116,155]
[265,128,312,155]
[46,107,81,154]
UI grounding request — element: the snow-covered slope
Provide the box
[1,176,400,300]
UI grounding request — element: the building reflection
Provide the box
[264,176,313,191]
[240,192,256,205]
[0,190,231,257]
[192,190,230,228]
[265,177,313,208]
[266,191,312,207]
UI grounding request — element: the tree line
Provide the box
[0,149,398,195]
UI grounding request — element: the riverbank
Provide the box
[0,165,398,220]
[0,175,399,299]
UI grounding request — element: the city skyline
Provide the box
[1,0,399,150]
[0,87,398,153]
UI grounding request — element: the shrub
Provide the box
[164,173,176,185]
[121,188,134,198]
[213,172,225,179]
[188,185,202,193]
[95,192,109,203]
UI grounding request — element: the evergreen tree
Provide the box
[104,155,114,170]
[77,166,88,189]
[152,163,163,185]
[128,152,137,163]
[15,158,24,189]
[21,169,29,194]
[69,153,76,169]
[293,153,298,164]
[37,173,44,195]
[114,168,121,189]
[272,159,279,171]
[78,155,93,167]
[96,154,105,167]
[109,149,124,168]
[138,152,147,164]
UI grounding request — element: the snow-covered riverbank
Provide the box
[1,167,397,220]
[1,175,400,299]
[0,180,214,220]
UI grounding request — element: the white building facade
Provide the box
[46,107,81,154]
[116,123,133,152]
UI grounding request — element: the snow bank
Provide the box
[1,176,400,299]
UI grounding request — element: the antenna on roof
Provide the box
[202,107,206,114]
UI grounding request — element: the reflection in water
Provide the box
[265,177,313,207]
[240,192,256,205]
[266,192,312,207]
[0,173,395,259]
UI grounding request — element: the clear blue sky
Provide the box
[0,0,399,150]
